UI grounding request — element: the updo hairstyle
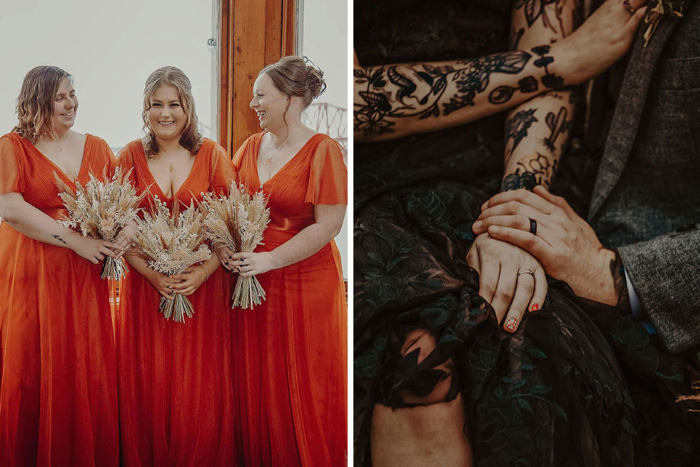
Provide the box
[259,56,326,108]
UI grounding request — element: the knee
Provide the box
[397,329,456,406]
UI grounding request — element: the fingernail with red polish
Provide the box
[505,317,517,333]
[531,303,539,311]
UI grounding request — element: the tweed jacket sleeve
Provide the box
[588,0,700,354]
[619,227,700,352]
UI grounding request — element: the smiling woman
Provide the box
[0,66,121,465]
[115,66,237,465]
[224,56,347,466]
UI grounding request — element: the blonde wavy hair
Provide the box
[142,66,202,157]
[12,66,72,144]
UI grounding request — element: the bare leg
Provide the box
[370,330,473,467]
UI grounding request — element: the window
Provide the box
[0,0,218,153]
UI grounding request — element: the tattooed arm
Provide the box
[0,192,120,263]
[501,0,580,191]
[354,51,555,142]
[354,0,646,143]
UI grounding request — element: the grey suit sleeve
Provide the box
[618,227,700,353]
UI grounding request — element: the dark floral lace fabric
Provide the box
[354,0,700,465]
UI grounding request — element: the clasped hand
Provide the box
[472,186,618,305]
[146,265,209,300]
[215,245,276,277]
[466,232,547,333]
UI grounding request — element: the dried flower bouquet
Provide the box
[131,197,211,322]
[200,182,270,309]
[56,167,144,280]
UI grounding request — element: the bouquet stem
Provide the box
[159,293,195,323]
[100,256,129,281]
[231,275,266,309]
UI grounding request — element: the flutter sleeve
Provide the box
[93,136,118,179]
[231,136,257,190]
[116,144,138,186]
[209,143,236,194]
[0,134,25,195]
[305,137,347,205]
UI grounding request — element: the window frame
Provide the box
[218,0,298,156]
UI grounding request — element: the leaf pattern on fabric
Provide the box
[354,0,700,465]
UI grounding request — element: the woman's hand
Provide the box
[229,252,276,277]
[557,0,648,85]
[170,265,208,296]
[215,244,236,271]
[466,233,547,333]
[69,235,121,265]
[144,270,178,300]
[472,186,619,306]
[113,220,137,260]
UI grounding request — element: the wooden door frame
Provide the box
[218,0,298,157]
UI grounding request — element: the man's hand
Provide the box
[472,186,619,306]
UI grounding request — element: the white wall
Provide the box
[300,0,349,277]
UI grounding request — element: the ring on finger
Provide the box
[622,0,635,14]
[529,218,537,235]
[517,269,535,280]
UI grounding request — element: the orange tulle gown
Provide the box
[231,132,348,466]
[0,133,119,466]
[116,138,237,466]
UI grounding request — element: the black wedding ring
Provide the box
[529,218,537,235]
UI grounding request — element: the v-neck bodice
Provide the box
[29,136,89,186]
[0,133,115,218]
[136,143,204,201]
[232,132,347,246]
[117,138,236,212]
[255,133,324,187]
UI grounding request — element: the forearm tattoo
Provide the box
[610,250,631,310]
[510,27,526,50]
[52,234,67,245]
[501,153,556,191]
[505,108,538,160]
[354,51,532,136]
[513,0,581,36]
[490,76,539,105]
[532,45,563,89]
[543,106,570,150]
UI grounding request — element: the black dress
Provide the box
[354,0,700,465]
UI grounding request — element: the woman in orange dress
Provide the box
[223,56,347,465]
[116,66,236,465]
[0,66,121,466]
